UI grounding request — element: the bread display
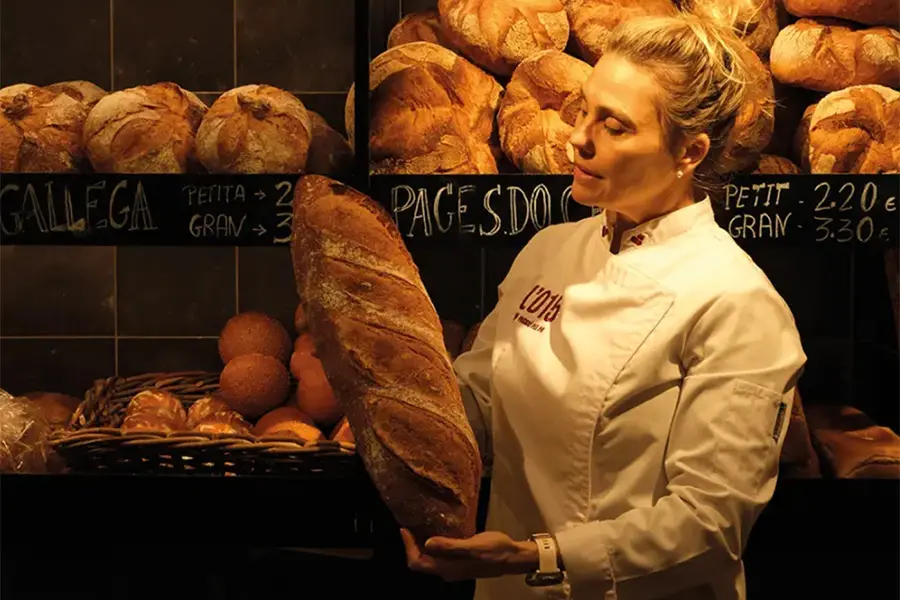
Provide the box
[770,20,900,92]
[369,42,502,174]
[565,0,677,65]
[437,0,569,76]
[782,0,899,28]
[45,80,108,108]
[196,84,312,174]
[83,82,207,173]
[806,404,900,479]
[808,85,899,174]
[683,0,779,57]
[121,390,188,432]
[0,84,89,172]
[497,50,592,174]
[290,174,482,540]
[388,10,457,51]
[305,110,354,178]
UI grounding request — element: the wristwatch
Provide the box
[524,533,565,587]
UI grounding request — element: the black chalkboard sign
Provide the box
[0,174,298,245]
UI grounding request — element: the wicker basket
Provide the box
[49,371,361,477]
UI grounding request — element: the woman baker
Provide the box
[402,10,806,600]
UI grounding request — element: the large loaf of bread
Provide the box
[290,174,482,541]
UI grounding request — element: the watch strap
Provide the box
[532,533,561,574]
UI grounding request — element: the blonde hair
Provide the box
[605,10,763,192]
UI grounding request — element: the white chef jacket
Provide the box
[454,198,807,600]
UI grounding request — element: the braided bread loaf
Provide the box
[290,175,482,541]
[808,84,899,174]
[497,50,592,173]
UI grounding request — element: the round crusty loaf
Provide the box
[782,0,898,28]
[369,42,503,175]
[0,84,89,173]
[437,0,569,76]
[770,20,900,92]
[683,0,779,58]
[566,0,677,65]
[808,85,899,174]
[196,85,312,174]
[83,82,207,173]
[305,110,353,178]
[752,154,801,174]
[497,50,592,174]
[792,101,818,171]
[388,10,457,51]
[45,81,108,108]
[719,43,776,173]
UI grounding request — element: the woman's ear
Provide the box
[678,133,711,176]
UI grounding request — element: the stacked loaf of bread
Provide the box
[372,0,899,176]
[290,174,482,541]
[0,80,353,177]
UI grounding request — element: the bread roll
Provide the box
[388,10,456,51]
[369,42,502,175]
[219,353,291,418]
[305,110,353,178]
[45,81,108,108]
[770,20,900,92]
[124,390,188,428]
[254,406,324,442]
[330,416,355,443]
[792,102,818,170]
[437,0,569,76]
[291,175,482,541]
[808,85,899,174]
[720,44,776,173]
[806,404,900,479]
[782,0,898,28]
[218,311,292,364]
[684,0,778,57]
[0,84,88,173]
[186,396,233,428]
[752,154,801,174]
[196,85,312,174]
[497,50,592,174]
[292,334,343,426]
[566,0,677,65]
[192,410,252,435]
[84,82,207,173]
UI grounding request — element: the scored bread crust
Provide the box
[683,0,779,58]
[497,49,592,173]
[565,0,677,65]
[782,0,899,28]
[388,10,458,51]
[770,19,900,92]
[290,175,482,541]
[808,84,900,174]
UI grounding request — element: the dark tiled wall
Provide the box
[0,0,355,396]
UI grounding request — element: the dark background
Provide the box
[0,0,355,396]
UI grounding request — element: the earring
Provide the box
[676,170,684,179]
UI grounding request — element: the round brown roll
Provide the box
[45,80,108,108]
[196,85,312,174]
[719,44,776,174]
[83,82,207,173]
[497,50,592,174]
[369,42,503,175]
[770,20,900,93]
[219,353,291,418]
[782,0,898,28]
[437,0,569,76]
[186,395,233,428]
[683,0,779,58]
[305,110,353,178]
[752,155,801,174]
[566,0,677,66]
[808,85,900,174]
[0,84,88,173]
[388,10,456,51]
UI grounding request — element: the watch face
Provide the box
[525,572,565,587]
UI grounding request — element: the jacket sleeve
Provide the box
[554,284,807,600]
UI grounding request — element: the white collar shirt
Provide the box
[454,198,807,600]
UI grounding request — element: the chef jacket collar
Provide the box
[599,196,715,251]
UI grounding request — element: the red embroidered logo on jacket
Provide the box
[512,284,562,333]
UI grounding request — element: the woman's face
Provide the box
[569,53,685,220]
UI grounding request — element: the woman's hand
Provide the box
[400,528,539,582]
